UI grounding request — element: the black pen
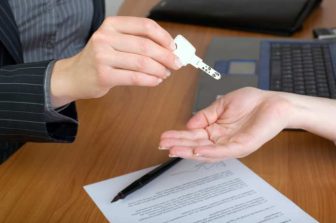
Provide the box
[111,157,182,203]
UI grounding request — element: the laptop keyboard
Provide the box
[270,42,336,98]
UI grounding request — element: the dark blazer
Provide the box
[0,0,105,163]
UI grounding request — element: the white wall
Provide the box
[105,0,124,16]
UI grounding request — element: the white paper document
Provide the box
[84,159,318,223]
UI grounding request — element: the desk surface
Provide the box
[1,0,336,222]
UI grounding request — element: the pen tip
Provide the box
[111,195,121,203]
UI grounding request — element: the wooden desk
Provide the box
[1,0,336,222]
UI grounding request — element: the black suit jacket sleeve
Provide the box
[0,59,78,164]
[0,60,77,143]
[0,0,105,163]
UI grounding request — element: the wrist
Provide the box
[286,94,336,141]
[263,91,308,130]
[275,92,323,131]
[50,57,77,108]
[262,90,336,142]
[275,92,308,130]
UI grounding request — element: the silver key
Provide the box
[173,35,221,80]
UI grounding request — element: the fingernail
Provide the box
[175,58,183,69]
[169,154,178,158]
[170,42,176,50]
[157,79,163,84]
[158,146,168,150]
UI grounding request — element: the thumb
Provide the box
[187,99,224,129]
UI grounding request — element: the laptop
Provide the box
[193,37,336,112]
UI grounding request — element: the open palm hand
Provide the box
[159,87,292,162]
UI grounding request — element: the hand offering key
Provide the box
[173,35,221,80]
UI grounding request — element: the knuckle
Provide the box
[93,52,105,64]
[130,71,142,86]
[135,56,150,72]
[95,67,111,90]
[164,52,177,68]
[90,33,104,47]
[168,52,176,63]
[159,67,168,78]
[96,66,107,82]
[155,49,172,64]
[109,34,119,45]
[152,65,167,78]
[138,39,151,55]
[103,16,115,27]
[143,18,157,32]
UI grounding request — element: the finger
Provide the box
[110,33,180,70]
[103,67,163,87]
[111,51,171,79]
[159,138,213,149]
[205,124,232,143]
[187,99,226,130]
[106,17,175,51]
[160,129,209,140]
[173,155,224,163]
[168,146,194,159]
[193,143,247,160]
[168,146,224,163]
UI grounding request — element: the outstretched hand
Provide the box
[159,87,294,162]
